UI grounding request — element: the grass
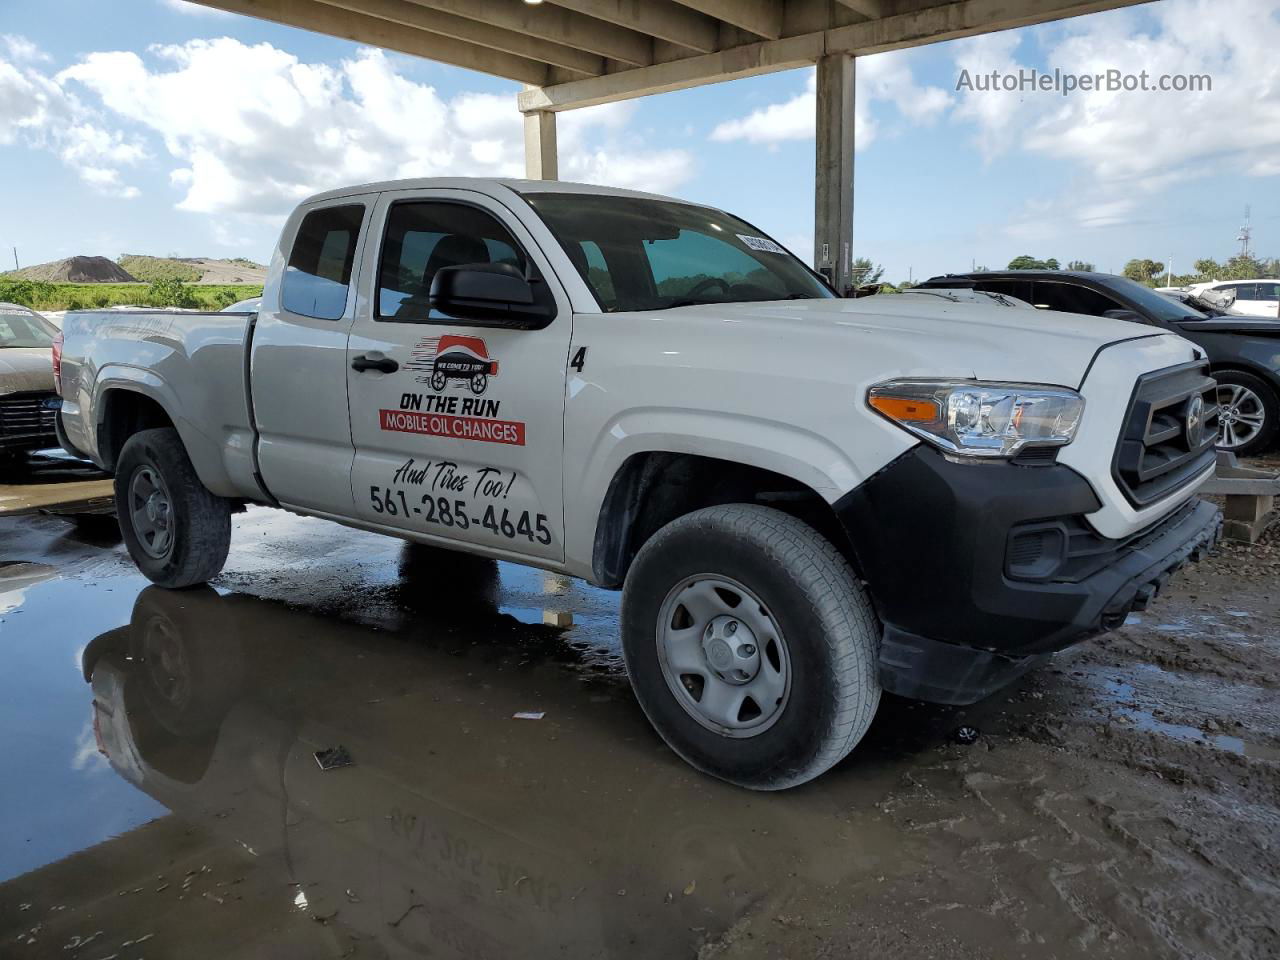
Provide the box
[117,255,203,284]
[0,280,263,312]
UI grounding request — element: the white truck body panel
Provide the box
[57,176,1213,574]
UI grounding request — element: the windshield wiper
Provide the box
[665,297,722,309]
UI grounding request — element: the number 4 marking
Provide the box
[570,346,588,373]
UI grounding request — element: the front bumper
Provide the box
[835,446,1222,705]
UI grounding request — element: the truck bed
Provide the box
[58,308,261,500]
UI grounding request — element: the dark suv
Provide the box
[917,271,1280,456]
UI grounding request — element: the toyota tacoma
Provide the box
[56,178,1222,789]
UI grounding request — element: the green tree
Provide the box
[1007,254,1044,270]
[1007,255,1061,270]
[850,257,884,286]
[147,278,199,308]
[1222,255,1263,280]
[1066,260,1095,272]
[1193,258,1221,280]
[0,279,55,307]
[1122,259,1165,286]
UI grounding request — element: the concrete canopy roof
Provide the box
[191,0,1153,111]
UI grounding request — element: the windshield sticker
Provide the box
[736,234,787,254]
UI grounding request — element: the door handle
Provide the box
[351,353,399,374]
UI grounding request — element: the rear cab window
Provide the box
[282,204,366,320]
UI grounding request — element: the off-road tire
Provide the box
[115,428,231,588]
[620,504,881,790]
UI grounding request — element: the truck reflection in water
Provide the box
[80,571,876,958]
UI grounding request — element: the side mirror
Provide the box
[428,263,555,328]
[1103,308,1143,324]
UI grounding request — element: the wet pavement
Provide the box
[1,478,1278,957]
[0,451,113,517]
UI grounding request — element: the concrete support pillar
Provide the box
[523,108,559,180]
[814,53,854,294]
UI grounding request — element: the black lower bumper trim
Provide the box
[835,446,1223,704]
[879,630,1047,705]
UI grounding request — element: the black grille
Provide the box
[0,391,58,440]
[1112,361,1218,508]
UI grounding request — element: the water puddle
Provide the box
[1102,678,1280,762]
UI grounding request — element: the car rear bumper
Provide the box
[835,446,1222,705]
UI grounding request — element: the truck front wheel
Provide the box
[620,504,881,790]
[115,428,231,589]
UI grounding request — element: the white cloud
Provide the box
[2,34,51,63]
[710,71,818,145]
[0,41,145,198]
[51,39,693,217]
[709,52,951,150]
[949,0,1280,232]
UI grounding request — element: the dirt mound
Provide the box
[6,256,138,283]
[118,255,268,285]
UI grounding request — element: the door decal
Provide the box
[406,335,499,394]
[380,334,526,446]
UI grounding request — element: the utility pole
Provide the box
[11,247,17,271]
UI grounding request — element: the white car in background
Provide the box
[1189,280,1280,318]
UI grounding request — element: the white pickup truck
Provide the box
[56,178,1222,789]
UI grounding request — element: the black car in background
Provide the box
[916,271,1280,456]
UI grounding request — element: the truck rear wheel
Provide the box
[620,504,881,790]
[115,428,231,589]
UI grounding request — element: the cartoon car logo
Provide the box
[407,335,499,395]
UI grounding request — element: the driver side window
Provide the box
[377,201,526,322]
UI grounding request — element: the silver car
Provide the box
[0,302,60,458]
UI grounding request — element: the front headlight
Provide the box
[867,380,1084,459]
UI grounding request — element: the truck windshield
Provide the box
[523,193,833,312]
[0,306,56,348]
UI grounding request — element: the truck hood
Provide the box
[672,294,1161,387]
[0,348,54,395]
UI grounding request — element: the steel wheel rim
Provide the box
[129,465,175,559]
[1217,383,1266,449]
[142,615,190,709]
[656,574,791,739]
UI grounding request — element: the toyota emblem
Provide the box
[1185,394,1205,447]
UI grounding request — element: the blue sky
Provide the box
[1,0,1277,284]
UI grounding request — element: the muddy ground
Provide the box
[0,466,1277,959]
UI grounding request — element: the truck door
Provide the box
[251,199,370,515]
[345,189,572,563]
